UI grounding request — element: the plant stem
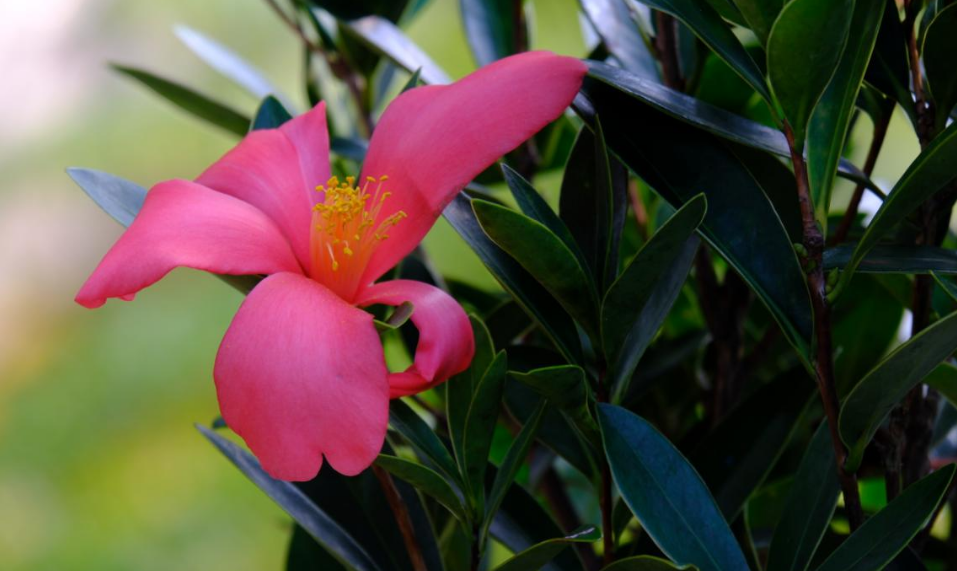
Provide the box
[831,109,891,245]
[784,123,865,530]
[539,467,602,571]
[372,465,428,571]
[653,12,685,92]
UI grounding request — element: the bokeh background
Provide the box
[0,0,921,569]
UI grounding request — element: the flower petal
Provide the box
[279,102,332,199]
[76,179,302,309]
[196,127,314,268]
[215,272,390,481]
[358,51,587,285]
[356,279,474,398]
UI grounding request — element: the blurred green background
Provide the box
[0,0,922,569]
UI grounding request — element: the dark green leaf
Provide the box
[251,95,294,131]
[445,194,584,364]
[814,465,956,571]
[598,404,748,571]
[448,316,495,475]
[389,399,460,485]
[502,164,591,281]
[345,17,452,85]
[401,68,422,93]
[579,0,658,78]
[305,0,408,21]
[509,365,588,412]
[174,25,281,102]
[691,372,813,520]
[766,0,853,143]
[483,401,547,537]
[806,0,883,227]
[603,194,705,401]
[637,0,771,102]
[375,455,468,523]
[836,121,957,293]
[462,351,508,512]
[459,0,522,66]
[825,245,957,275]
[491,526,601,571]
[585,61,876,192]
[373,302,415,332]
[601,556,696,570]
[111,64,250,136]
[576,78,814,360]
[197,426,382,571]
[732,0,783,45]
[473,199,601,340]
[331,137,370,162]
[923,4,957,128]
[560,120,628,292]
[67,168,146,228]
[840,310,957,470]
[864,1,911,111]
[765,424,839,571]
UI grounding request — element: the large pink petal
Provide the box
[215,272,389,481]
[279,102,332,200]
[76,179,302,309]
[196,128,314,269]
[356,280,474,398]
[358,51,587,285]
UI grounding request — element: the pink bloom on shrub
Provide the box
[76,51,587,481]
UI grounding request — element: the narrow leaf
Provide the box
[598,404,748,571]
[111,64,250,136]
[923,4,957,128]
[814,465,956,571]
[459,0,522,66]
[840,309,957,470]
[174,25,283,102]
[462,351,508,512]
[250,95,293,131]
[375,455,469,523]
[825,245,957,275]
[580,0,659,79]
[732,0,783,45]
[345,16,452,85]
[601,556,695,570]
[389,399,460,485]
[491,526,601,571]
[67,168,146,228]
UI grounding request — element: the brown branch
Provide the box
[653,12,685,92]
[831,109,892,245]
[784,123,865,530]
[372,465,428,571]
[627,180,648,240]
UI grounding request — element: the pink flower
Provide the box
[76,51,587,481]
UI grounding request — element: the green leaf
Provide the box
[459,0,522,66]
[502,164,591,284]
[389,399,460,485]
[766,0,853,143]
[491,526,601,571]
[560,120,628,292]
[584,62,876,192]
[576,78,814,361]
[304,0,408,21]
[598,404,748,571]
[375,455,469,524]
[331,137,370,162]
[509,365,588,412]
[473,200,601,341]
[250,95,294,131]
[67,168,146,228]
[691,371,813,520]
[836,121,957,294]
[345,16,452,85]
[197,426,383,571]
[483,401,547,537]
[401,68,422,93]
[287,525,347,570]
[445,194,584,364]
[601,556,696,570]
[174,25,283,103]
[923,3,957,128]
[765,424,839,571]
[813,465,956,571]
[603,194,705,401]
[373,302,414,332]
[637,0,771,103]
[111,64,250,136]
[462,351,508,512]
[579,0,659,79]
[448,316,495,475]
[731,0,783,45]
[865,1,911,111]
[840,309,957,470]
[806,0,884,228]
[825,245,957,275]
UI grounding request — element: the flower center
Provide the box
[310,175,406,300]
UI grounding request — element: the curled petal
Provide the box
[76,179,302,308]
[356,279,474,398]
[358,51,587,285]
[215,272,390,481]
